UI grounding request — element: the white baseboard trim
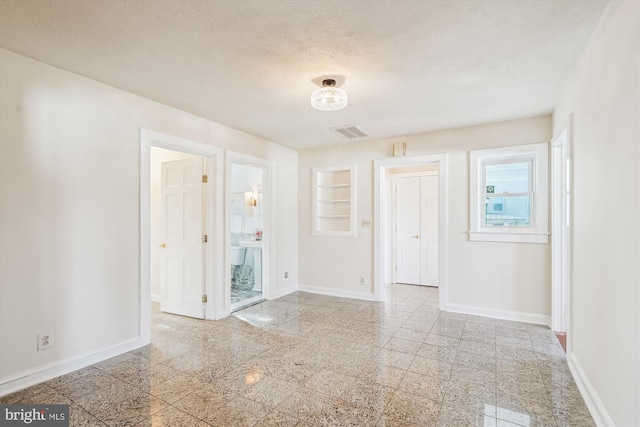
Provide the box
[270,285,298,299]
[567,353,616,427]
[298,284,377,301]
[150,293,161,303]
[0,338,143,397]
[445,303,551,326]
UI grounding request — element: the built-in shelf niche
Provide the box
[312,165,357,236]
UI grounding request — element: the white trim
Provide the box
[271,285,299,299]
[469,143,549,244]
[150,293,161,303]
[226,151,276,318]
[374,154,448,309]
[140,129,224,328]
[446,303,551,326]
[0,338,142,396]
[297,284,378,301]
[551,118,572,338]
[567,353,615,427]
[468,231,549,244]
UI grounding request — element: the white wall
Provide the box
[298,116,552,321]
[553,1,639,425]
[0,48,298,387]
[150,147,201,300]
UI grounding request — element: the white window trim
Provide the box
[469,143,549,244]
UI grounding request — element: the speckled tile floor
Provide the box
[0,284,595,426]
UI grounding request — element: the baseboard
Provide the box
[0,338,143,397]
[445,303,551,326]
[298,284,378,301]
[567,353,616,427]
[150,293,161,303]
[270,285,298,299]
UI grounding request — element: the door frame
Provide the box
[391,171,439,286]
[225,151,275,317]
[374,154,448,308]
[140,129,223,344]
[551,118,573,343]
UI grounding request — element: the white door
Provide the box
[421,175,439,286]
[395,174,439,286]
[396,177,421,284]
[160,158,204,318]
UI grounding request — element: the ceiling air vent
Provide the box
[331,125,368,140]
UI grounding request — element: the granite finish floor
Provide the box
[1,284,595,426]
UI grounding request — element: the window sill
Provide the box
[468,231,549,244]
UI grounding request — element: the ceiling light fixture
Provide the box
[311,79,347,111]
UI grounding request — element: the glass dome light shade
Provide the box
[310,86,348,111]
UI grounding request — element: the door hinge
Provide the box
[202,234,208,243]
[202,294,208,303]
[202,175,208,183]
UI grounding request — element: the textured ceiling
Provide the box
[0,0,607,149]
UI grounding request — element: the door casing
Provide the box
[140,129,223,345]
[551,118,573,348]
[374,154,448,308]
[225,151,275,318]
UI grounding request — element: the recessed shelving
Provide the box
[312,165,357,236]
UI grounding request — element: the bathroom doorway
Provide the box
[230,162,265,311]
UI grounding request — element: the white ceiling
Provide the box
[0,0,607,149]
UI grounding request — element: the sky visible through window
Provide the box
[484,161,531,226]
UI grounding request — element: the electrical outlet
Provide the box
[37,333,53,351]
[360,276,366,285]
[284,271,289,279]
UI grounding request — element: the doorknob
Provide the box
[159,243,166,248]
[412,235,420,239]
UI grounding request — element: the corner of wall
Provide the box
[567,353,616,427]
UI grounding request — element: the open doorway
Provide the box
[140,130,223,344]
[226,152,274,314]
[374,154,448,309]
[230,163,264,310]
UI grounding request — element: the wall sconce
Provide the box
[244,192,257,207]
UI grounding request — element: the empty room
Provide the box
[0,1,638,426]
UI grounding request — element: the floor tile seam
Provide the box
[495,392,558,424]
[388,387,442,421]
[67,387,141,422]
[334,382,396,414]
[405,365,452,382]
[51,369,125,401]
[162,398,219,426]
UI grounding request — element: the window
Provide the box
[469,143,548,243]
